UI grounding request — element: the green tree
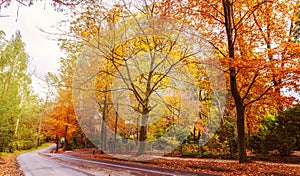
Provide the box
[0,30,39,152]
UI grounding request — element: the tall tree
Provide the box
[44,55,82,151]
[67,2,224,157]
[158,0,300,162]
[0,30,40,152]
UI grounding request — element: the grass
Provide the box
[0,142,53,176]
[0,142,52,160]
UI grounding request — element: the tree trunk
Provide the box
[84,136,87,149]
[193,126,196,144]
[101,90,108,151]
[230,68,248,163]
[35,88,49,148]
[223,0,248,163]
[62,125,68,151]
[113,111,118,154]
[136,108,149,156]
[55,134,59,152]
[135,116,140,149]
[198,131,204,156]
[235,98,248,162]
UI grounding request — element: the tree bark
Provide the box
[222,0,249,163]
[113,110,118,154]
[62,125,68,151]
[101,91,108,151]
[193,126,196,144]
[35,87,50,148]
[55,134,59,152]
[231,76,248,160]
[136,108,149,156]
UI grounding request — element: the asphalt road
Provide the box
[17,145,105,176]
[17,144,218,176]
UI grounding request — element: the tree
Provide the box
[0,30,40,152]
[0,0,93,9]
[158,0,300,162]
[35,75,52,148]
[44,55,83,151]
[67,2,225,157]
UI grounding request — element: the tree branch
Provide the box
[244,86,271,107]
[52,0,84,6]
[234,0,271,30]
[242,70,259,101]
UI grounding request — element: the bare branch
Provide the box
[234,0,271,30]
[205,39,227,58]
[52,0,84,6]
[244,86,271,107]
[242,70,259,101]
[186,7,225,24]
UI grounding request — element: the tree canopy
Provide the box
[0,31,41,152]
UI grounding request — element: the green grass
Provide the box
[23,142,52,152]
[0,142,52,159]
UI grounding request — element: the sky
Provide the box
[0,1,66,99]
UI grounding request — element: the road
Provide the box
[17,144,218,176]
[17,145,104,176]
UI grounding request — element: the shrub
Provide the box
[250,104,300,156]
[204,117,238,156]
[180,143,199,156]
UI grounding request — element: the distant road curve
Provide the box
[17,144,104,176]
[18,144,218,176]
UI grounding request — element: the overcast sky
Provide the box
[0,1,66,98]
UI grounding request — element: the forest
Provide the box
[0,0,300,172]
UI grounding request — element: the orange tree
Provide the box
[158,0,300,162]
[63,2,225,157]
[44,55,84,151]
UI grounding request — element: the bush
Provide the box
[204,117,238,156]
[10,140,35,151]
[180,143,199,156]
[249,135,267,155]
[153,136,180,150]
[22,140,35,150]
[66,141,81,150]
[250,104,300,156]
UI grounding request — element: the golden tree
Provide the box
[158,0,300,162]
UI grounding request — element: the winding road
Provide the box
[17,145,103,176]
[17,145,218,176]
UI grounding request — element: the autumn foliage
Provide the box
[157,0,300,162]
[43,0,300,163]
